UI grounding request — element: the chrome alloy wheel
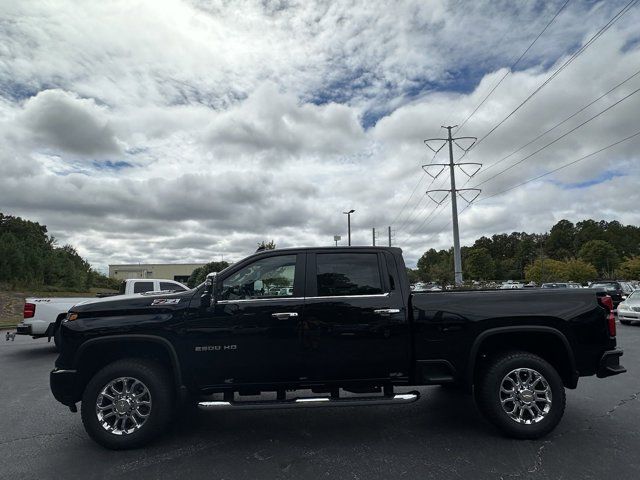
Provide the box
[499,368,552,424]
[96,377,152,435]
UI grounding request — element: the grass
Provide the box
[0,287,118,329]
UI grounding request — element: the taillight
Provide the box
[23,303,36,319]
[598,295,616,337]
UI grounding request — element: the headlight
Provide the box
[64,312,78,322]
[618,303,629,311]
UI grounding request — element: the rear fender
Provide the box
[467,326,577,388]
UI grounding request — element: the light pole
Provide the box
[343,210,355,246]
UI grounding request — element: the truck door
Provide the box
[183,252,306,388]
[302,251,410,382]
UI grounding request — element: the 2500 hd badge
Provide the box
[195,344,237,352]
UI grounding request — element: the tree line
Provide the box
[410,219,640,285]
[0,213,118,291]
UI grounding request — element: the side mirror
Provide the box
[202,272,218,307]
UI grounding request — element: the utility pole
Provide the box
[372,228,376,246]
[388,226,392,247]
[424,126,481,286]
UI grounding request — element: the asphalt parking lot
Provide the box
[1,324,639,480]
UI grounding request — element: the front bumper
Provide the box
[50,368,80,409]
[618,310,640,321]
[596,349,626,378]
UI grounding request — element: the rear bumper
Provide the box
[596,349,626,378]
[16,320,53,337]
[50,368,80,407]
[16,323,32,335]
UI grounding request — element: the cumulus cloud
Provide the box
[0,0,639,271]
[20,89,122,156]
[206,83,366,158]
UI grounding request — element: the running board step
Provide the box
[198,391,420,411]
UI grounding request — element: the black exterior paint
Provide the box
[51,247,624,407]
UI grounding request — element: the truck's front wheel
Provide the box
[475,352,566,439]
[81,359,174,449]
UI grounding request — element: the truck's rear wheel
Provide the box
[475,351,565,439]
[81,359,174,449]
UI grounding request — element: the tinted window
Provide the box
[316,253,383,296]
[160,282,186,292]
[133,281,154,293]
[221,255,296,300]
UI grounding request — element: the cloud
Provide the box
[205,83,366,158]
[0,0,639,272]
[20,89,122,156]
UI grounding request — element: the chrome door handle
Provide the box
[374,308,401,316]
[271,312,299,320]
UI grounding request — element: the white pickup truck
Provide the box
[12,278,189,348]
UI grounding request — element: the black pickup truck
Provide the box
[51,247,625,449]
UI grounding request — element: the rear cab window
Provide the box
[315,253,384,296]
[133,281,154,294]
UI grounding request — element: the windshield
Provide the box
[591,283,619,290]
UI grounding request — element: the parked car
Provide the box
[15,278,189,349]
[589,281,626,308]
[51,247,624,449]
[618,290,640,325]
[541,283,569,289]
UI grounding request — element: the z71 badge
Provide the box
[151,298,181,305]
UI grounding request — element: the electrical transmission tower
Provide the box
[424,126,481,286]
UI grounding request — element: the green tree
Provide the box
[578,240,619,277]
[524,258,567,283]
[187,261,230,287]
[618,257,640,279]
[257,240,276,251]
[406,268,421,284]
[465,247,495,280]
[545,220,575,260]
[562,259,597,283]
[417,248,452,284]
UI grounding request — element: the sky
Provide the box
[1,0,640,271]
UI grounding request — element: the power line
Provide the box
[471,0,638,152]
[476,129,640,203]
[471,85,640,188]
[476,68,640,178]
[390,150,440,230]
[399,199,449,244]
[454,0,572,135]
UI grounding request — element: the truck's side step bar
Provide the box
[198,391,420,411]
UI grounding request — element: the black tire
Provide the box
[475,351,566,439]
[620,320,631,325]
[81,359,174,449]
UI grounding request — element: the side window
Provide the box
[160,282,186,292]
[316,253,383,296]
[133,281,154,294]
[220,255,296,300]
